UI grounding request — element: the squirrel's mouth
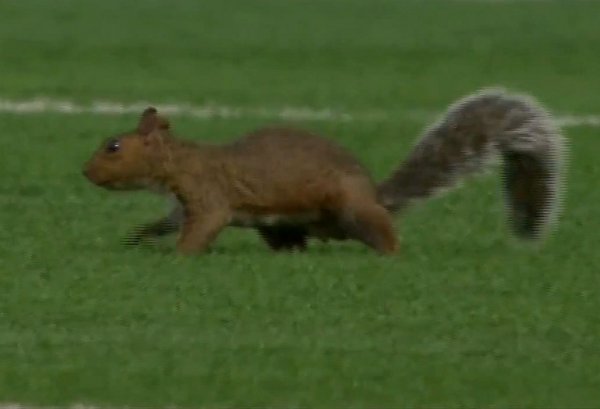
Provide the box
[95,179,133,191]
[82,167,152,191]
[93,178,144,191]
[96,180,119,189]
[82,169,120,190]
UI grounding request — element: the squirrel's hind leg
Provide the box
[257,226,308,252]
[337,197,398,255]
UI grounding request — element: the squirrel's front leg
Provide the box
[124,216,180,245]
[123,200,183,245]
[176,205,231,255]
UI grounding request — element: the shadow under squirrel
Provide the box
[82,87,566,255]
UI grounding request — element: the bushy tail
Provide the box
[377,87,567,240]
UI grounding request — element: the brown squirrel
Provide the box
[82,87,566,255]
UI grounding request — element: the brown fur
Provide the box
[83,108,397,255]
[83,87,566,255]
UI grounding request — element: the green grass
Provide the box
[1,0,600,407]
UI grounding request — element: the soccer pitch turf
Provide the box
[1,0,600,407]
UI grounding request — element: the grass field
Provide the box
[1,0,600,407]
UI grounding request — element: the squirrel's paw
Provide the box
[121,226,154,246]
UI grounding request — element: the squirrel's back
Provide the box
[192,126,380,218]
[229,126,371,175]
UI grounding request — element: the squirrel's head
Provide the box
[82,107,172,190]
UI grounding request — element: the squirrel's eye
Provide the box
[106,139,120,153]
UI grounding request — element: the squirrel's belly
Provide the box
[231,210,321,228]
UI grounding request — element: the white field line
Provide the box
[0,96,597,128]
[0,96,389,122]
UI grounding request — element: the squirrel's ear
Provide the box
[137,106,170,135]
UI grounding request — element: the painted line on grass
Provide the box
[0,96,598,128]
[0,96,389,122]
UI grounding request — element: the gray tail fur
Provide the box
[377,87,567,240]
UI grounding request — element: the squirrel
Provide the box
[82,87,566,255]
